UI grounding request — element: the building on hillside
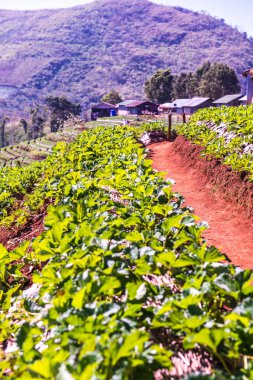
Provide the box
[117,100,158,115]
[182,97,211,115]
[212,94,242,107]
[118,100,136,115]
[242,68,253,104]
[159,99,190,114]
[239,95,247,106]
[91,102,117,119]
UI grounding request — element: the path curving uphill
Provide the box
[151,139,253,269]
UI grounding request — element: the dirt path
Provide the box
[151,141,253,269]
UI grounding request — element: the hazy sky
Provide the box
[0,0,252,37]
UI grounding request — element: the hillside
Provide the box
[0,0,253,115]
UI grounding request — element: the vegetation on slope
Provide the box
[1,124,253,378]
[0,0,253,113]
[175,105,253,181]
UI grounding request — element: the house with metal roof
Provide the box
[160,97,211,115]
[213,94,242,107]
[91,102,117,119]
[159,99,190,114]
[182,97,211,115]
[242,68,253,104]
[118,100,158,115]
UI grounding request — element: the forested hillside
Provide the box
[0,0,252,114]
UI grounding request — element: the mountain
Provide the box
[0,0,253,116]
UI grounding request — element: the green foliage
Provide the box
[0,124,253,378]
[173,72,198,99]
[173,62,241,100]
[144,69,174,103]
[19,119,28,134]
[0,117,9,148]
[102,90,122,105]
[45,96,81,133]
[198,62,241,100]
[175,105,253,180]
[29,107,46,139]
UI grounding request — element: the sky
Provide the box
[0,0,252,37]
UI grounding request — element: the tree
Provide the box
[197,62,241,100]
[0,117,9,148]
[102,90,122,105]
[173,72,198,99]
[144,69,174,103]
[195,61,212,81]
[45,96,82,133]
[30,107,46,139]
[19,118,28,134]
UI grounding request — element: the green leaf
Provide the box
[72,288,86,309]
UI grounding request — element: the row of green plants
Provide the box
[175,105,253,181]
[1,124,253,379]
[0,124,88,227]
[0,122,165,228]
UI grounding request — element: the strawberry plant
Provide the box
[175,105,253,181]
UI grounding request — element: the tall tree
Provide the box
[30,107,46,139]
[19,118,28,134]
[0,117,9,148]
[45,96,82,133]
[102,90,122,105]
[197,62,241,100]
[144,69,174,103]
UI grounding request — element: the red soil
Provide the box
[0,208,46,251]
[151,137,253,269]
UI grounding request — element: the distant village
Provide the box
[90,69,253,119]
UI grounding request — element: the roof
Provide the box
[117,99,139,106]
[183,97,210,107]
[117,99,152,107]
[159,99,190,109]
[127,100,151,108]
[213,94,242,104]
[92,102,117,109]
[239,95,247,101]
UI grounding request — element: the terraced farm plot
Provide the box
[0,126,84,168]
[1,124,253,379]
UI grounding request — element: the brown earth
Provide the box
[0,207,46,251]
[150,136,253,269]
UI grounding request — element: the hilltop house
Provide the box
[182,98,211,114]
[117,100,158,116]
[159,97,211,115]
[91,102,117,119]
[242,68,253,104]
[212,94,242,107]
[159,99,189,114]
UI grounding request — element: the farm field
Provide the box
[1,122,253,379]
[0,125,84,168]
